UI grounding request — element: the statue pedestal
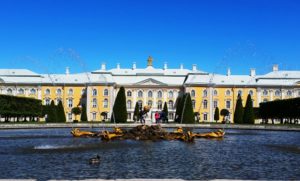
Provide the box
[145,111,152,125]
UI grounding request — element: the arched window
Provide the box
[7,88,12,95]
[127,91,132,97]
[238,90,242,96]
[263,89,268,96]
[138,90,143,98]
[275,90,281,96]
[30,88,36,95]
[203,90,208,97]
[92,98,97,108]
[168,91,173,98]
[68,88,73,95]
[148,100,152,106]
[45,89,50,95]
[92,89,97,96]
[45,98,50,105]
[138,100,143,109]
[18,88,24,95]
[127,100,132,109]
[157,91,162,98]
[203,100,208,109]
[103,99,108,108]
[213,90,218,96]
[157,100,162,110]
[226,90,231,96]
[104,89,109,96]
[56,98,61,105]
[148,91,153,98]
[191,90,195,97]
[56,89,62,95]
[168,100,174,109]
[286,90,292,96]
[249,90,253,96]
[192,100,195,109]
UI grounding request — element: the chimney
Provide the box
[132,62,136,70]
[65,67,70,75]
[227,68,231,76]
[164,62,168,70]
[273,64,278,72]
[180,63,184,70]
[192,64,197,71]
[250,68,256,77]
[116,63,120,69]
[101,63,106,70]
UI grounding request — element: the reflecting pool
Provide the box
[0,128,299,180]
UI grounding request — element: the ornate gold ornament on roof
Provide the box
[147,56,153,66]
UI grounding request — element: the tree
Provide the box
[47,100,58,122]
[71,107,81,121]
[243,94,255,124]
[111,86,127,123]
[220,109,229,122]
[214,107,220,123]
[163,102,169,123]
[80,104,88,122]
[56,100,66,122]
[181,93,195,124]
[174,94,183,123]
[133,102,140,122]
[234,94,244,124]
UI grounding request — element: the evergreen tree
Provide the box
[176,93,186,123]
[163,102,168,123]
[214,107,220,123]
[71,107,81,121]
[174,94,182,122]
[111,86,127,123]
[133,102,140,122]
[181,93,195,124]
[47,100,58,122]
[56,100,66,122]
[243,94,255,124]
[80,104,88,122]
[234,94,244,124]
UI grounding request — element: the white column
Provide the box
[86,86,91,121]
[153,90,157,110]
[209,87,213,122]
[270,89,273,101]
[37,86,42,100]
[133,89,137,106]
[257,88,261,105]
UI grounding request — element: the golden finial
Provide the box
[147,56,153,66]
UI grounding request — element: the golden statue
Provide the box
[147,56,153,66]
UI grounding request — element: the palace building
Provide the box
[0,56,300,123]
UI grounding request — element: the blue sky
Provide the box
[0,0,299,75]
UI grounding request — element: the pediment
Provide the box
[135,78,167,86]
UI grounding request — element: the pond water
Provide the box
[0,128,299,180]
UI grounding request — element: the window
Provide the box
[192,100,195,109]
[213,90,218,96]
[203,90,208,97]
[157,91,162,98]
[247,90,253,96]
[203,100,208,109]
[263,89,268,96]
[213,100,218,108]
[30,88,36,95]
[168,91,173,98]
[138,100,143,109]
[148,91,153,98]
[226,100,231,109]
[104,89,109,96]
[92,89,97,96]
[92,98,97,108]
[7,88,13,95]
[238,90,242,96]
[68,113,72,121]
[68,88,73,96]
[81,88,86,95]
[226,90,231,96]
[127,91,132,97]
[168,100,174,109]
[168,113,174,120]
[57,89,62,95]
[92,112,96,120]
[127,100,132,109]
[127,113,131,120]
[287,90,292,96]
[203,113,208,121]
[157,101,162,110]
[275,90,281,96]
[68,99,73,108]
[45,89,50,95]
[45,98,50,105]
[138,90,143,98]
[103,99,108,108]
[18,88,24,95]
[56,98,61,105]
[148,100,152,106]
[191,90,195,97]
